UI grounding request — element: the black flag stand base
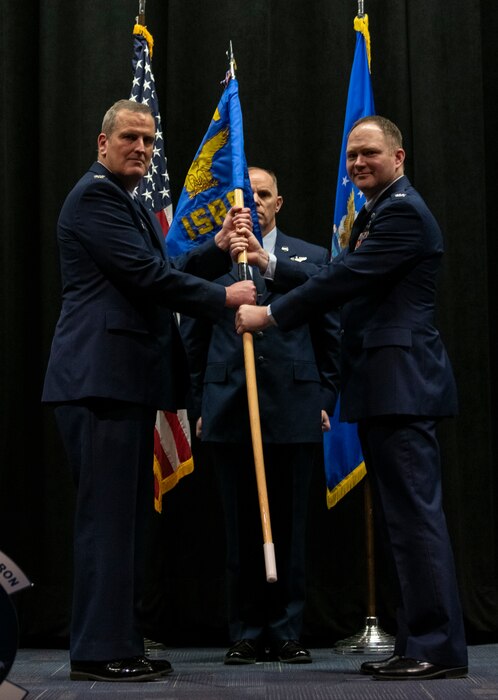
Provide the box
[333,616,394,655]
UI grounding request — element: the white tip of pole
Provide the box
[263,542,277,583]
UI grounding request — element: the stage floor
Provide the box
[4,644,498,699]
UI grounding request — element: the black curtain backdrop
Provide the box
[1,0,497,647]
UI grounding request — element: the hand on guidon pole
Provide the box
[235,305,271,333]
[215,206,253,251]
[225,281,256,308]
[229,226,270,273]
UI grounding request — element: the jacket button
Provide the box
[255,331,264,338]
[257,355,265,363]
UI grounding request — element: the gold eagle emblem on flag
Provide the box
[184,127,230,198]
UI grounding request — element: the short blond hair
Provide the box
[349,116,403,152]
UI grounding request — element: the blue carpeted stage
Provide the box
[5,644,498,699]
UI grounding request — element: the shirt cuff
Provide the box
[263,252,277,280]
[266,304,277,326]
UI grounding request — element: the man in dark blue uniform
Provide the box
[234,119,468,681]
[181,167,341,665]
[42,99,255,681]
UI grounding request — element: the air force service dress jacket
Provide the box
[42,161,230,410]
[269,176,458,422]
[182,229,341,444]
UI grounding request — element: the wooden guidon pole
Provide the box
[234,187,277,583]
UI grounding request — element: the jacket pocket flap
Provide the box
[204,363,228,383]
[363,327,412,349]
[293,362,321,382]
[106,310,149,335]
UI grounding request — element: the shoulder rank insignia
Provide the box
[393,192,406,197]
[281,246,289,252]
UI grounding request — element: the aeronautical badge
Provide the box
[393,192,406,198]
[355,231,369,249]
[290,256,308,262]
[93,174,106,179]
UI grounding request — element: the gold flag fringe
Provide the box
[354,14,371,72]
[326,461,367,509]
[153,454,194,513]
[133,23,154,59]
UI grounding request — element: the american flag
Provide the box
[130,23,193,513]
[130,25,172,230]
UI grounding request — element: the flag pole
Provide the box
[138,0,146,25]
[228,42,277,584]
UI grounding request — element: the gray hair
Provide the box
[101,99,153,136]
[248,166,279,190]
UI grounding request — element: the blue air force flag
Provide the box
[331,16,375,258]
[324,15,375,508]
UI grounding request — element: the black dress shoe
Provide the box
[70,655,173,681]
[360,654,400,675]
[275,640,312,664]
[224,639,258,665]
[373,656,468,680]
